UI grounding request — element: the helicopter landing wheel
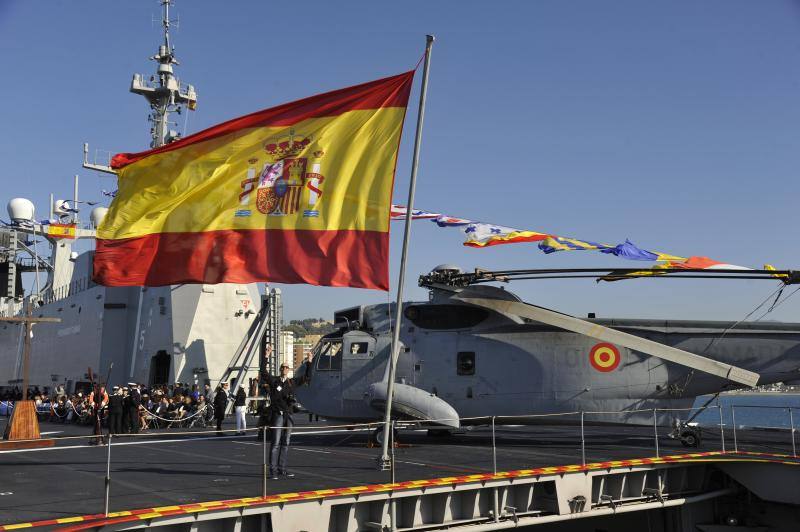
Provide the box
[680,428,701,448]
[371,425,399,446]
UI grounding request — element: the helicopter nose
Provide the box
[366,381,459,429]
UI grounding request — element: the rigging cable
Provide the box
[674,283,786,413]
[32,224,40,299]
[182,100,190,138]
[699,282,786,356]
[755,285,800,322]
[386,288,395,337]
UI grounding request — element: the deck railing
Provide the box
[0,402,797,524]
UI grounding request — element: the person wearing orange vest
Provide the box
[87,385,109,445]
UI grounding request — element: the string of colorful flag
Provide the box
[389,204,767,275]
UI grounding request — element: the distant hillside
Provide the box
[284,318,336,338]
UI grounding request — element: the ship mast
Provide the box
[130,0,197,148]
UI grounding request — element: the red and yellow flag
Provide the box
[47,223,77,239]
[93,72,415,290]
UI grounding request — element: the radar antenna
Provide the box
[130,0,197,148]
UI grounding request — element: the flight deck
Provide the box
[0,416,797,529]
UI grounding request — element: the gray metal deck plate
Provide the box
[0,416,793,525]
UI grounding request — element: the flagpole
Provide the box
[379,34,435,470]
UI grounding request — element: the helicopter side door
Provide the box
[312,339,343,416]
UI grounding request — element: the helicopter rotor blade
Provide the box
[456,296,760,387]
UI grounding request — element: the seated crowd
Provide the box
[0,382,217,431]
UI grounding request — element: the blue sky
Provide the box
[1,0,799,322]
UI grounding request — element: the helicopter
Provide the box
[293,264,800,446]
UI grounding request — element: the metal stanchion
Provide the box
[491,416,497,474]
[262,426,268,497]
[390,420,396,532]
[491,417,499,523]
[104,434,112,517]
[731,406,738,452]
[652,409,659,458]
[790,408,797,458]
[259,421,270,532]
[580,412,586,466]
[390,420,396,482]
[718,404,726,452]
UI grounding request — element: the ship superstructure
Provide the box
[0,1,276,395]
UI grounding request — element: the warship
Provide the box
[0,1,280,396]
[2,4,800,532]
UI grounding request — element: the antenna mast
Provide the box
[130,0,197,148]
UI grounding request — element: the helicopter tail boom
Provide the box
[456,296,760,388]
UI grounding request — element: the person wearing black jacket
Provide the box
[213,383,229,435]
[128,383,142,434]
[107,387,124,436]
[267,363,303,479]
[120,387,131,433]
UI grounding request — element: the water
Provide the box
[690,393,800,429]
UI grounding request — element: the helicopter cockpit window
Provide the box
[316,341,343,371]
[350,342,369,355]
[404,305,489,330]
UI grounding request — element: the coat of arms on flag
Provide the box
[248,131,319,217]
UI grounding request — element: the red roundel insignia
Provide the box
[589,343,620,372]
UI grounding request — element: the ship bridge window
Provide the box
[404,305,489,330]
[315,340,342,371]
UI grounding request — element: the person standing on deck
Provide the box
[267,363,305,479]
[213,382,229,435]
[234,386,247,435]
[128,383,142,434]
[87,384,109,445]
[120,387,131,433]
[107,387,123,436]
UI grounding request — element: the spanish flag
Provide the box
[93,71,415,290]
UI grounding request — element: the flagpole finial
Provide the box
[426,34,435,43]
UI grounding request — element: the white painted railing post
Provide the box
[491,416,497,474]
[580,412,586,466]
[653,409,659,458]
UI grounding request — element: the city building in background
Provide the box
[279,330,295,377]
[293,342,314,369]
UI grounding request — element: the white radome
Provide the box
[90,207,109,228]
[7,198,35,224]
[53,199,72,216]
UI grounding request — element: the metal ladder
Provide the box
[217,299,271,412]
